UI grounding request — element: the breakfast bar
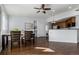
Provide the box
[49,29,79,43]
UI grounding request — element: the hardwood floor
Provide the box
[0,37,79,55]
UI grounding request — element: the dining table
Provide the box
[2,33,23,50]
[2,34,10,50]
[2,33,35,50]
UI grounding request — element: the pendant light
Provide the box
[51,9,56,24]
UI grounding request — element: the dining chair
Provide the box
[10,31,21,49]
[22,31,35,46]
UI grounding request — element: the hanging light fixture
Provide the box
[51,9,56,24]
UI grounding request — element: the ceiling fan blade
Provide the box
[41,4,45,9]
[44,8,51,10]
[34,7,41,9]
[42,11,46,14]
[37,11,40,13]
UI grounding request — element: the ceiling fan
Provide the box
[34,4,51,14]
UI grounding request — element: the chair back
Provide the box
[10,31,21,42]
[24,31,32,40]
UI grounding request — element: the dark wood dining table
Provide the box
[2,34,10,50]
[2,33,35,50]
[2,33,24,50]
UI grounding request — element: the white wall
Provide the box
[9,16,34,31]
[1,5,9,35]
[9,16,47,37]
[37,18,47,37]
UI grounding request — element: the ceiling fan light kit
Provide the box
[34,4,51,14]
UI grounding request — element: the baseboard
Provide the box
[49,41,77,44]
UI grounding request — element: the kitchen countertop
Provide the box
[50,28,79,30]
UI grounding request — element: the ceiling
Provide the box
[4,4,79,18]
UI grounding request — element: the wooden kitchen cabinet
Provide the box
[52,17,76,29]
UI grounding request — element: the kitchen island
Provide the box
[49,29,79,43]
